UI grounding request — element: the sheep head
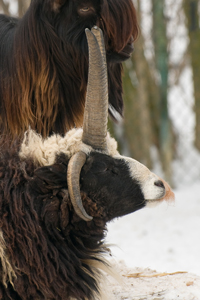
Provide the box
[66,27,174,221]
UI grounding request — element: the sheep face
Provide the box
[80,152,173,221]
[51,0,137,61]
[80,153,145,221]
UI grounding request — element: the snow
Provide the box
[105,182,200,299]
[105,262,200,300]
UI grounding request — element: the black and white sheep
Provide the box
[0,27,174,300]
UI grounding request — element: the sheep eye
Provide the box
[111,168,119,175]
[78,6,95,15]
[81,7,90,12]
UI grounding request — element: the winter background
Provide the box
[105,182,200,299]
[105,1,200,299]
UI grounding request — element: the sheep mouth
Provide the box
[146,198,164,203]
[145,189,166,202]
[145,197,166,208]
[107,41,134,62]
[107,46,133,63]
[116,42,134,61]
[145,188,175,207]
[121,42,134,56]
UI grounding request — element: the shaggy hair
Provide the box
[0,145,109,299]
[0,0,138,141]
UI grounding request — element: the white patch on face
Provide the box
[115,156,166,202]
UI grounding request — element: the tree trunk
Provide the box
[152,0,172,183]
[0,0,30,17]
[18,0,30,17]
[183,0,200,151]
[122,0,155,168]
[0,0,10,15]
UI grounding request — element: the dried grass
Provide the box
[124,271,187,278]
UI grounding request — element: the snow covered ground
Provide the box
[104,261,200,300]
[105,181,200,299]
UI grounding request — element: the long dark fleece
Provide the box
[0,145,108,300]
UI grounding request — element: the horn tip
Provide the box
[92,26,102,33]
[85,215,93,221]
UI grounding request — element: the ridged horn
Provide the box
[67,151,93,221]
[91,26,107,67]
[82,26,108,152]
[67,27,108,221]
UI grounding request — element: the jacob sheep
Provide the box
[0,0,138,141]
[0,27,174,300]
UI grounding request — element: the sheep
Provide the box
[0,27,174,300]
[0,0,138,142]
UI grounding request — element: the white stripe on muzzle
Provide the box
[117,156,174,204]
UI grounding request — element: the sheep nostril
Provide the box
[154,180,165,189]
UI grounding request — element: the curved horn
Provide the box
[82,27,108,152]
[67,151,93,221]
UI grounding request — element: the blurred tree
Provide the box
[0,0,10,15]
[0,0,30,17]
[152,0,173,183]
[183,0,200,151]
[123,0,155,168]
[18,0,30,17]
[122,0,173,183]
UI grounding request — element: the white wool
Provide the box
[19,128,119,166]
[0,231,16,287]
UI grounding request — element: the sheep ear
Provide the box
[51,0,66,12]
